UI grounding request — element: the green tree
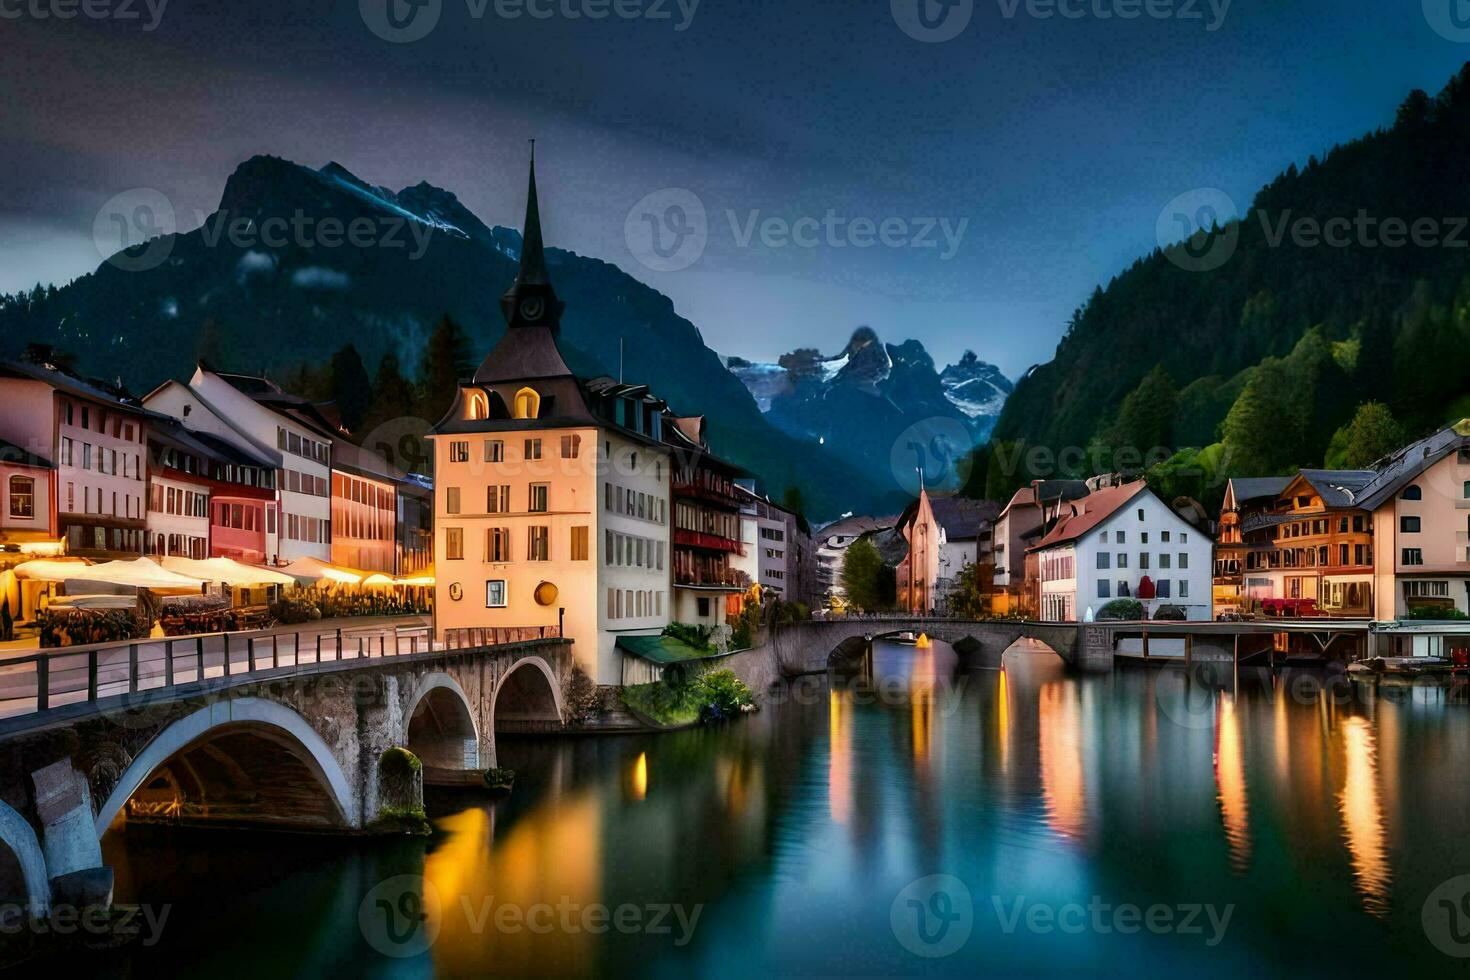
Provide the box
[779,484,806,519]
[840,536,887,612]
[947,561,991,619]
[330,343,372,432]
[417,315,473,424]
[1112,364,1177,458]
[1325,402,1405,469]
[362,351,416,434]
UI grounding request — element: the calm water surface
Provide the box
[92,640,1470,976]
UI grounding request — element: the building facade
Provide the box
[667,416,747,631]
[0,360,151,560]
[427,158,672,684]
[990,479,1088,617]
[1030,481,1213,622]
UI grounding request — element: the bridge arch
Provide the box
[405,671,480,769]
[0,800,48,914]
[488,656,564,734]
[94,697,358,836]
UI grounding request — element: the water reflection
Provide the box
[1337,715,1391,917]
[92,641,1470,976]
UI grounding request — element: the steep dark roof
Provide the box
[1225,476,1292,506]
[1355,420,1470,510]
[928,496,999,540]
[0,359,159,418]
[332,440,413,486]
[150,418,275,469]
[1293,469,1377,508]
[213,371,341,439]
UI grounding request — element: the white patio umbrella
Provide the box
[278,556,362,585]
[159,556,296,587]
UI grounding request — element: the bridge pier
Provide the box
[32,759,111,910]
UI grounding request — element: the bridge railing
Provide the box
[0,619,558,722]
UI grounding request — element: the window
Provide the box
[1406,580,1450,598]
[571,525,589,561]
[1139,553,1150,569]
[449,441,469,462]
[1137,508,1144,521]
[1156,579,1171,598]
[1098,531,1108,544]
[1160,553,1172,569]
[485,440,504,462]
[1401,484,1422,500]
[1117,553,1128,568]
[446,527,464,560]
[1096,552,1110,569]
[513,387,540,419]
[8,476,34,518]
[1403,548,1424,566]
[1178,552,1187,569]
[1115,531,1125,544]
[485,580,507,607]
[1180,532,1187,543]
[446,487,461,514]
[1140,532,1148,544]
[1097,579,1110,598]
[1401,516,1421,533]
[528,526,550,561]
[486,527,511,562]
[1180,580,1189,598]
[466,392,488,420]
[487,485,510,513]
[1161,530,1171,542]
[561,434,581,458]
[528,484,549,513]
[525,438,542,461]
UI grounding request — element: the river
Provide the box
[82,639,1470,975]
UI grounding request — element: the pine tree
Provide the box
[417,316,473,424]
[1325,402,1405,469]
[362,351,416,435]
[330,344,372,432]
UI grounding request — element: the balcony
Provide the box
[672,480,744,509]
[674,529,743,553]
[674,567,750,590]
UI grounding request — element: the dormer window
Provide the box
[513,387,540,420]
[466,391,489,421]
[1400,484,1422,501]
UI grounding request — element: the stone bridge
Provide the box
[0,630,570,915]
[770,618,1094,674]
[714,617,1104,695]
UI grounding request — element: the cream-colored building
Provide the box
[1358,419,1470,623]
[428,160,672,685]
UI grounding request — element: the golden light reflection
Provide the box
[996,667,1010,774]
[1038,682,1085,842]
[631,752,648,801]
[829,689,852,824]
[911,695,932,766]
[1273,677,1290,781]
[425,793,603,976]
[1214,695,1251,872]
[1339,716,1391,917]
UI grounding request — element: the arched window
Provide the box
[466,391,488,421]
[1400,484,1422,500]
[513,387,540,420]
[8,476,33,518]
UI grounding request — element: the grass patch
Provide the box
[620,669,757,728]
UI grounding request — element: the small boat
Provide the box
[1348,656,1457,677]
[890,631,919,645]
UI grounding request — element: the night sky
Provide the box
[4,0,1469,377]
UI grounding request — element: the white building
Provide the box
[147,367,335,564]
[1030,481,1213,622]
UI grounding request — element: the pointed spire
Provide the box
[517,139,549,285]
[499,140,563,332]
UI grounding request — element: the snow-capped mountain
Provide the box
[724,328,1011,476]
